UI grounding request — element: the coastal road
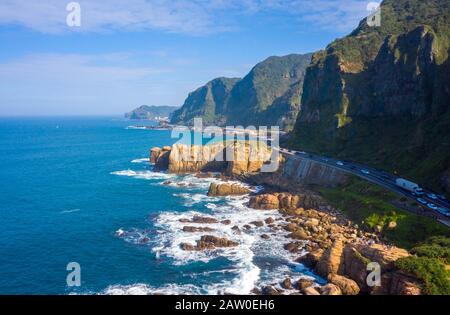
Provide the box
[277,147,450,224]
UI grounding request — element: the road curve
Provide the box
[277,147,450,224]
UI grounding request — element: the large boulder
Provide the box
[319,284,342,295]
[207,183,251,197]
[181,235,239,251]
[297,249,324,269]
[315,239,345,278]
[248,192,324,211]
[150,146,171,170]
[248,194,280,210]
[328,274,360,295]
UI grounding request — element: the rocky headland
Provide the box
[148,142,423,295]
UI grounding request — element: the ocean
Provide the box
[0,117,322,295]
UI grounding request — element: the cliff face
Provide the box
[170,77,240,126]
[150,142,273,176]
[289,0,450,193]
[226,54,313,130]
[171,53,313,131]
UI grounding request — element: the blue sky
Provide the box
[0,0,375,116]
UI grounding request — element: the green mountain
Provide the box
[171,53,313,131]
[170,77,240,125]
[125,105,178,120]
[289,0,450,194]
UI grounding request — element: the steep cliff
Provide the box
[171,53,313,131]
[289,0,450,193]
[226,54,313,130]
[170,77,240,125]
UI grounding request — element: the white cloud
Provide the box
[0,52,176,115]
[0,0,374,35]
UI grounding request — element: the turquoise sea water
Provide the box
[0,117,321,295]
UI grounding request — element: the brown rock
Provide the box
[181,235,239,251]
[251,221,264,227]
[282,278,293,290]
[180,243,195,251]
[302,286,321,295]
[285,242,300,253]
[261,286,281,296]
[284,223,298,232]
[319,284,342,295]
[207,183,251,197]
[315,239,344,278]
[182,226,215,233]
[289,228,309,240]
[221,220,232,225]
[265,217,275,224]
[261,234,270,240]
[328,274,360,295]
[248,194,280,210]
[196,235,238,250]
[192,216,219,224]
[297,279,315,291]
[297,250,324,269]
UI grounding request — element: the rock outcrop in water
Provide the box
[150,142,274,175]
[180,235,239,251]
[207,183,251,197]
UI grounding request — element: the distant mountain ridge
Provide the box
[171,53,313,131]
[125,105,178,120]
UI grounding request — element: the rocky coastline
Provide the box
[148,143,423,295]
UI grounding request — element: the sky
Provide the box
[0,0,376,116]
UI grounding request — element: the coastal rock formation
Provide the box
[311,240,413,294]
[315,239,345,278]
[151,142,273,175]
[182,226,215,233]
[371,271,422,295]
[179,215,219,224]
[207,183,251,197]
[328,274,360,295]
[150,146,171,170]
[168,143,226,173]
[224,141,274,176]
[248,192,324,210]
[319,284,342,295]
[181,235,239,251]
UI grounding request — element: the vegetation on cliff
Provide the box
[289,0,450,195]
[395,237,450,295]
[319,177,450,249]
[171,53,313,131]
[125,105,177,120]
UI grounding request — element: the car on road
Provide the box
[427,193,438,200]
[427,203,438,210]
[417,198,428,205]
[336,161,344,166]
[437,195,447,201]
[360,169,370,175]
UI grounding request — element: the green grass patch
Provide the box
[319,177,450,249]
[395,256,450,295]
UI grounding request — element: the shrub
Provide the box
[395,256,450,295]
